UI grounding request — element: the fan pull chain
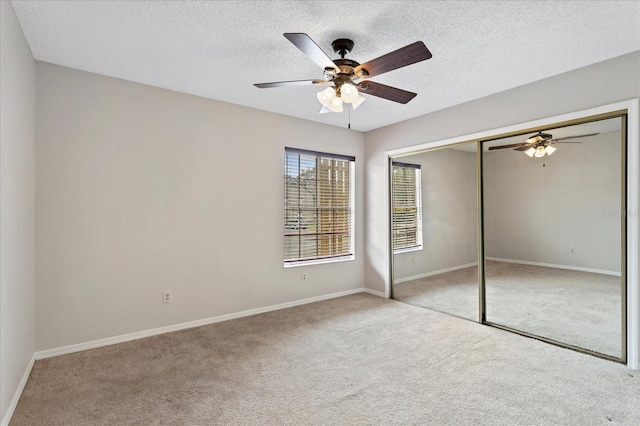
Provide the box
[348,104,351,129]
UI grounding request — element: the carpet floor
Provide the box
[393,261,622,358]
[11,293,639,425]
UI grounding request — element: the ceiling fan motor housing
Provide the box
[527,132,553,144]
[539,132,552,140]
[333,58,361,77]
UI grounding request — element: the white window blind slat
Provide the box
[392,163,423,251]
[284,148,354,264]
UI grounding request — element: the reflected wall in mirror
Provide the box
[392,143,478,321]
[483,117,624,359]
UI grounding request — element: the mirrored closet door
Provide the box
[391,142,479,321]
[390,113,627,362]
[482,116,625,359]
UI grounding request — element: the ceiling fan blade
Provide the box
[254,79,328,88]
[552,132,599,142]
[355,41,432,78]
[554,141,583,144]
[487,143,529,151]
[514,145,535,151]
[357,81,416,104]
[283,33,340,72]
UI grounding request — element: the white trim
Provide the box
[384,155,392,298]
[394,262,479,284]
[626,98,639,370]
[283,255,354,268]
[383,99,639,370]
[35,288,365,360]
[1,354,35,426]
[363,288,387,298]
[393,245,423,255]
[486,257,621,277]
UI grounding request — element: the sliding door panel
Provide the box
[392,143,479,321]
[482,117,624,359]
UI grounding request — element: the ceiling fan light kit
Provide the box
[526,144,557,158]
[316,83,364,113]
[254,33,433,114]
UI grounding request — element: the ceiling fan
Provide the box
[254,33,432,113]
[488,131,599,158]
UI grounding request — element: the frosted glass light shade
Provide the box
[525,147,536,157]
[328,96,344,112]
[545,145,557,155]
[316,87,336,107]
[351,93,366,110]
[534,146,546,157]
[340,83,359,103]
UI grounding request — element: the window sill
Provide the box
[284,255,355,268]
[393,246,423,255]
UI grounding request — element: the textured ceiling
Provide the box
[11,1,640,132]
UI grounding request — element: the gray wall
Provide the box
[484,131,622,273]
[0,1,36,422]
[35,63,365,351]
[394,147,477,281]
[364,51,640,295]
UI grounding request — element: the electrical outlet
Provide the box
[570,247,576,254]
[301,273,307,282]
[163,291,172,304]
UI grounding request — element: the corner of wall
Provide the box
[0,0,37,423]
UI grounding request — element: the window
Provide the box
[392,162,422,252]
[284,148,355,265]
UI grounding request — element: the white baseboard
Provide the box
[1,354,35,426]
[35,288,366,360]
[363,288,387,298]
[486,257,621,277]
[394,262,478,284]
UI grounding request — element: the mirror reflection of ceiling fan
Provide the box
[488,131,599,157]
[254,33,432,113]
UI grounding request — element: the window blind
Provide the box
[392,162,423,251]
[284,148,355,264]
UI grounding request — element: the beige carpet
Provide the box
[393,260,622,357]
[11,293,640,425]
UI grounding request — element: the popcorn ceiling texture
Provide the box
[10,1,640,132]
